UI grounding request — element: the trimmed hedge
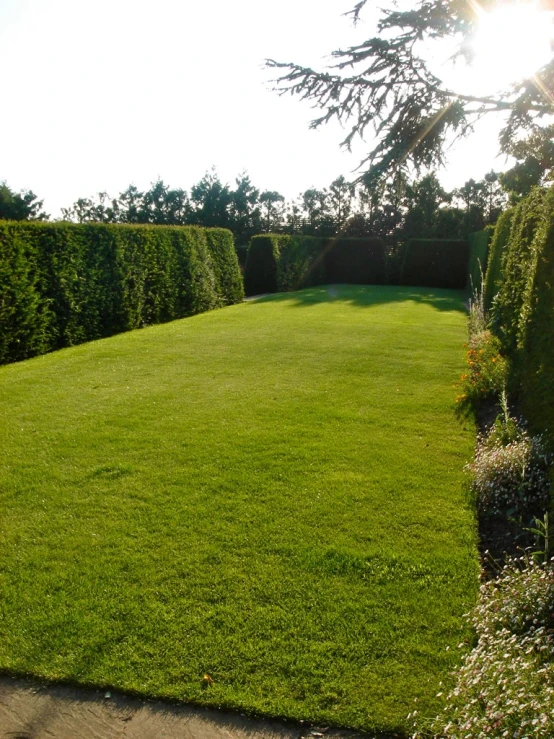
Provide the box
[205,228,244,305]
[400,239,470,289]
[324,237,385,285]
[277,235,325,292]
[244,235,387,296]
[486,186,554,449]
[493,188,547,359]
[245,235,478,295]
[519,187,554,444]
[0,222,242,365]
[467,229,490,293]
[483,208,515,311]
[244,235,290,296]
[0,228,50,362]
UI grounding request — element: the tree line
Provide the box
[2,141,550,256]
[57,169,509,244]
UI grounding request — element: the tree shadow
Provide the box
[251,284,468,314]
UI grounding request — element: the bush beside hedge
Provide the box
[400,238,470,289]
[0,222,241,365]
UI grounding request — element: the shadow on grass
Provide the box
[251,284,468,313]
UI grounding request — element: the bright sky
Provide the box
[0,0,524,217]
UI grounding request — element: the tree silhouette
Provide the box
[267,0,554,183]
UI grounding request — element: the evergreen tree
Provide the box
[0,182,48,221]
[259,191,285,232]
[189,169,232,229]
[229,172,261,247]
[268,1,554,182]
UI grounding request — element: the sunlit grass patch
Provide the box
[0,285,478,734]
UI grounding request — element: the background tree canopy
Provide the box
[267,0,554,183]
[0,182,48,221]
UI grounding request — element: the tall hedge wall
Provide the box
[243,235,290,296]
[485,186,554,449]
[244,235,386,296]
[0,222,242,365]
[520,187,554,444]
[467,229,490,293]
[205,228,244,305]
[400,239,470,289]
[277,235,325,292]
[492,188,547,360]
[324,237,386,285]
[483,208,515,311]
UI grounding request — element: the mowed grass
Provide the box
[0,285,478,734]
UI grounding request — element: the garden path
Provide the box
[0,676,364,739]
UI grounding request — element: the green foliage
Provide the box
[205,228,244,305]
[455,330,508,414]
[189,170,232,229]
[401,239,469,289]
[499,124,554,201]
[0,225,51,363]
[0,181,48,221]
[268,2,554,183]
[485,392,523,450]
[244,234,290,296]
[492,187,547,361]
[467,424,551,518]
[478,184,554,451]
[325,237,386,284]
[0,222,239,364]
[245,235,387,295]
[413,558,554,739]
[467,230,490,293]
[277,235,325,291]
[483,208,515,311]
[401,174,451,240]
[519,186,554,447]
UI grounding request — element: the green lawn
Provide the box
[0,285,478,735]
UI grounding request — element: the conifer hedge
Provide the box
[325,237,386,285]
[400,239,469,289]
[0,222,242,365]
[492,188,547,360]
[205,229,245,305]
[244,235,386,296]
[483,208,515,311]
[520,190,554,445]
[277,235,325,292]
[243,235,290,296]
[485,186,554,449]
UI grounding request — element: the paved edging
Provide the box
[0,676,367,739]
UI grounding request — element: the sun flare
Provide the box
[471,1,553,92]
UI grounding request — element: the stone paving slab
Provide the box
[0,676,367,739]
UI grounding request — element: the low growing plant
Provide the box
[467,276,487,339]
[466,423,551,518]
[455,330,508,413]
[410,557,554,739]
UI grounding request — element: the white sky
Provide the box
[0,0,513,217]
